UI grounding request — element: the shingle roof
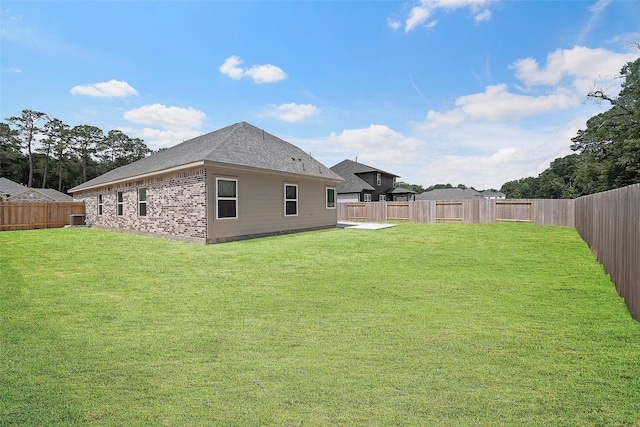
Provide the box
[35,188,74,201]
[9,187,74,202]
[331,159,398,178]
[0,177,27,197]
[480,190,506,197]
[388,187,417,195]
[415,188,483,201]
[330,159,398,193]
[69,122,343,193]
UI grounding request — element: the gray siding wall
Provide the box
[74,168,207,243]
[207,167,337,243]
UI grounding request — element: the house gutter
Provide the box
[69,160,343,194]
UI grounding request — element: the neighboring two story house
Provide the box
[330,159,414,202]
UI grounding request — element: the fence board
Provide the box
[0,202,85,231]
[338,199,575,227]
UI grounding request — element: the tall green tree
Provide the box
[98,130,150,171]
[0,122,23,182]
[571,54,640,194]
[44,118,73,192]
[71,125,103,183]
[5,110,49,187]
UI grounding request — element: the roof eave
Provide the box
[69,160,343,194]
[68,161,207,193]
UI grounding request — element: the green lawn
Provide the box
[1,224,639,426]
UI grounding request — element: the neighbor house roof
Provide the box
[480,190,506,198]
[415,188,483,201]
[0,177,27,197]
[69,122,343,193]
[330,159,399,194]
[388,187,417,195]
[9,187,74,202]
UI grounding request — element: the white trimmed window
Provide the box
[379,195,386,202]
[216,178,238,219]
[326,187,336,209]
[393,177,397,188]
[364,193,372,202]
[377,173,381,186]
[284,184,298,216]
[138,187,147,217]
[97,194,103,215]
[116,191,123,216]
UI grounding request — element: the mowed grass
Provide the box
[1,223,639,426]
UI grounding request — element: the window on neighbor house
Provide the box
[377,173,381,186]
[116,191,123,216]
[393,177,397,188]
[364,193,372,202]
[379,195,386,202]
[138,187,147,217]
[97,194,103,215]
[216,178,238,219]
[326,187,336,209]
[285,184,298,216]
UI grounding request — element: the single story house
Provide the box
[0,177,73,202]
[69,122,343,244]
[9,187,74,202]
[415,188,506,201]
[330,159,414,202]
[0,177,27,201]
[480,189,506,199]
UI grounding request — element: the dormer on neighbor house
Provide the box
[330,159,415,202]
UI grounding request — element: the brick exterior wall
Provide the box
[74,168,207,243]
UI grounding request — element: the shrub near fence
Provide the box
[0,202,86,231]
[575,184,640,322]
[338,199,575,227]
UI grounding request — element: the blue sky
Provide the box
[2,1,639,189]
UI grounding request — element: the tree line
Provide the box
[1,111,151,193]
[501,53,640,199]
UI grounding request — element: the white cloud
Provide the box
[263,103,318,122]
[119,127,203,150]
[124,104,206,131]
[474,9,492,23]
[405,5,432,32]
[424,46,637,128]
[424,84,578,127]
[219,55,287,84]
[218,55,245,80]
[399,0,493,32]
[70,79,138,98]
[387,18,401,30]
[510,46,638,88]
[328,124,425,168]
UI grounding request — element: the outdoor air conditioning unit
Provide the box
[69,214,85,226]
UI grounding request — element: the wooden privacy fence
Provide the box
[0,202,85,231]
[338,199,575,227]
[575,184,640,322]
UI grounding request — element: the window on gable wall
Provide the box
[377,173,381,186]
[138,187,147,217]
[216,178,238,219]
[326,187,335,209]
[285,184,298,216]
